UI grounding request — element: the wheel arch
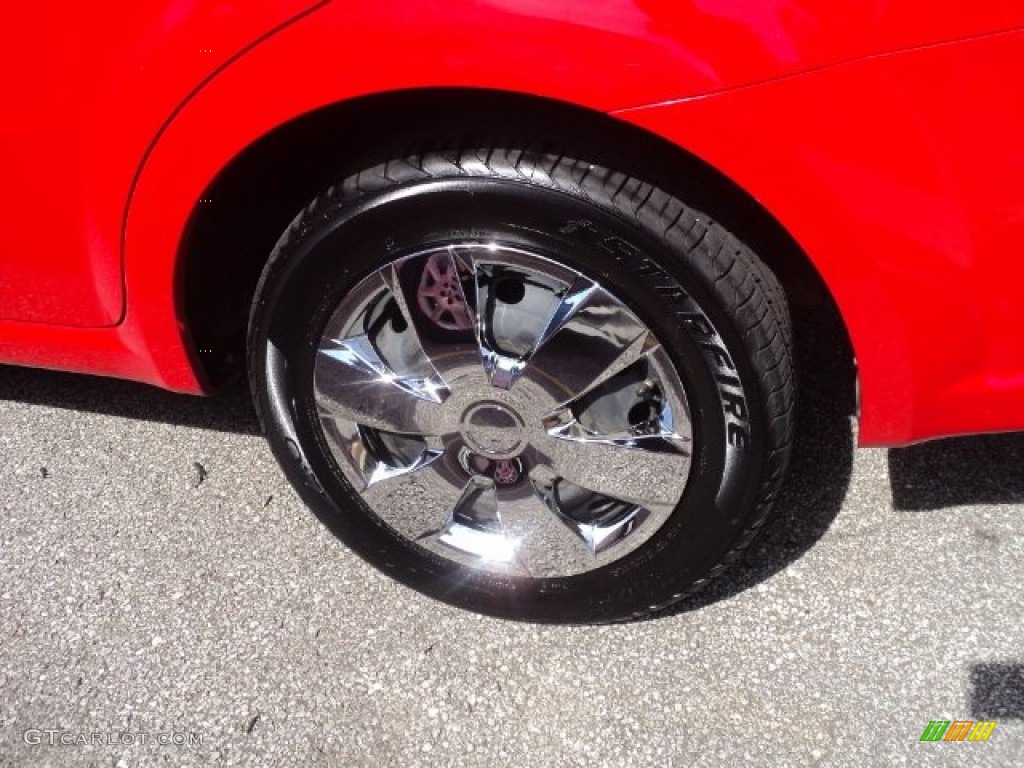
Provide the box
[123,0,865,421]
[175,87,852,402]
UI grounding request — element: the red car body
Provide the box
[2,1,1023,446]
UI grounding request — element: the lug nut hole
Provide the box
[495,277,526,305]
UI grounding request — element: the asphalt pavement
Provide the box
[1,349,1022,767]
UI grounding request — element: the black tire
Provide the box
[248,147,794,623]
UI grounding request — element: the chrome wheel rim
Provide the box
[313,243,693,578]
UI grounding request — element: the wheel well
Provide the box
[180,87,851,395]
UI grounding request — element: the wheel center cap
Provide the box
[461,401,525,458]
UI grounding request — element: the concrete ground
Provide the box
[1,347,1022,767]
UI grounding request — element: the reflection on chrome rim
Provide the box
[313,244,693,578]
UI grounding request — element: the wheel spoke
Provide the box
[491,476,596,577]
[534,429,689,512]
[427,477,527,571]
[470,253,573,390]
[315,335,451,435]
[517,277,651,401]
[530,465,654,558]
[543,400,692,457]
[386,248,486,385]
[539,338,693,457]
[357,441,471,542]
[384,471,529,574]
